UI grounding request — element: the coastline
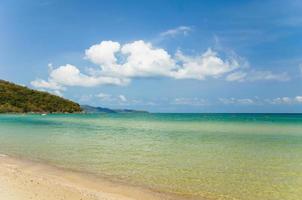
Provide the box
[0,154,179,200]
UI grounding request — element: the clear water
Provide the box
[0,113,302,200]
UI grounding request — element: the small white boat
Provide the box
[41,113,47,116]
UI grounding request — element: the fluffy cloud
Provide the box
[85,41,120,67]
[49,64,129,87]
[78,40,176,78]
[32,64,130,93]
[31,40,290,93]
[173,49,239,80]
[31,79,64,90]
[119,40,176,77]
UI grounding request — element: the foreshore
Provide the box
[0,154,176,200]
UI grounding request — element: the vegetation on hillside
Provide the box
[0,80,82,113]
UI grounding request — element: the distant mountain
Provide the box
[80,105,116,113]
[113,108,149,113]
[81,105,148,114]
[0,80,82,113]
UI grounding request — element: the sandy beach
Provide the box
[0,155,173,200]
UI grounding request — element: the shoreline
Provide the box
[0,154,183,200]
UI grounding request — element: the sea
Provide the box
[0,113,301,200]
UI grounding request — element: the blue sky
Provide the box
[1,0,302,112]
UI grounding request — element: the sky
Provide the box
[0,0,302,113]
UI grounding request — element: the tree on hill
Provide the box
[0,80,82,113]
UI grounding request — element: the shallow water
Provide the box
[0,113,302,199]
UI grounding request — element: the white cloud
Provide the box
[295,96,302,103]
[52,90,63,97]
[267,96,302,105]
[94,93,159,106]
[32,64,130,91]
[173,49,240,80]
[85,40,176,78]
[119,40,176,77]
[160,26,192,37]
[96,92,112,101]
[49,64,129,87]
[32,39,290,91]
[118,95,127,102]
[96,93,128,104]
[226,71,247,82]
[84,94,302,107]
[219,98,255,105]
[247,70,290,81]
[219,96,302,106]
[226,70,289,82]
[172,98,208,106]
[269,97,292,104]
[237,98,255,105]
[31,79,64,90]
[85,41,120,67]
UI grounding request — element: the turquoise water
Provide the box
[0,113,302,199]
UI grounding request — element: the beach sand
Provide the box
[0,155,175,200]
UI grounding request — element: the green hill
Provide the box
[0,80,82,113]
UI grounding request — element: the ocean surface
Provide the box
[0,113,302,200]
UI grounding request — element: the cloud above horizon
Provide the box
[266,96,302,105]
[172,97,208,106]
[31,40,290,93]
[219,98,256,105]
[80,93,302,108]
[219,96,302,106]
